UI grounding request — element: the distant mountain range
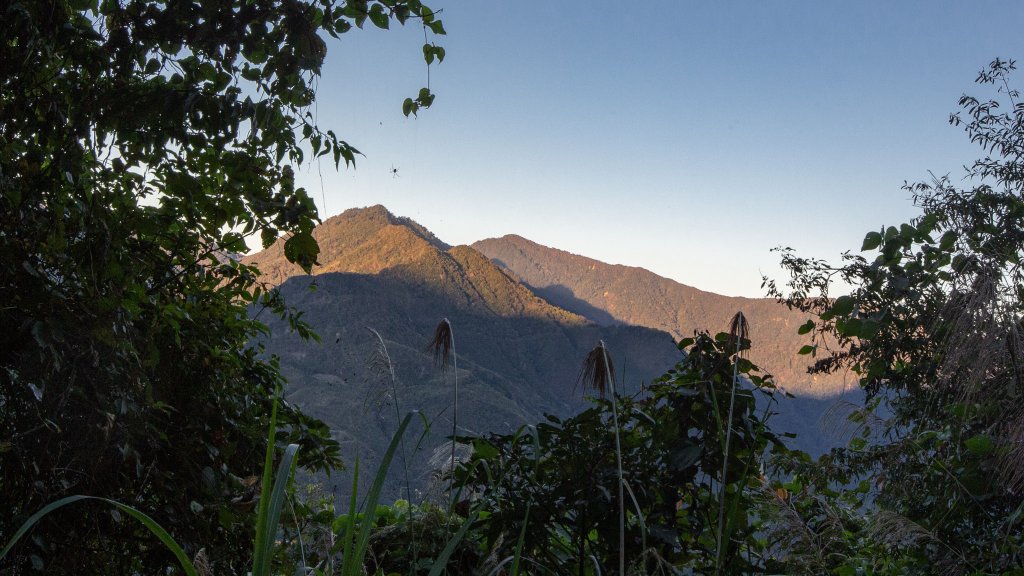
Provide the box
[244,206,854,500]
[472,235,854,398]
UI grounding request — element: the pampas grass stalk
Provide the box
[579,340,624,576]
[427,318,459,512]
[366,327,414,507]
[716,311,748,574]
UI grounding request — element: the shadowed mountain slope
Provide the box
[473,234,855,398]
[243,206,682,500]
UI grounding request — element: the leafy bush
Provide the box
[453,331,783,574]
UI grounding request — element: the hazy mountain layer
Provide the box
[473,234,857,398]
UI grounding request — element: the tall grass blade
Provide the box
[252,388,281,576]
[342,412,414,575]
[426,511,479,576]
[1,495,198,576]
[511,504,531,575]
[254,443,299,576]
[622,479,647,554]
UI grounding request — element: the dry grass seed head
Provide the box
[756,483,846,574]
[426,318,454,370]
[997,407,1024,493]
[868,510,938,549]
[819,399,887,445]
[932,270,1006,404]
[578,340,616,397]
[364,327,398,413]
[728,311,750,356]
[193,548,212,576]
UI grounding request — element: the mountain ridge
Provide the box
[242,206,688,500]
[473,233,849,397]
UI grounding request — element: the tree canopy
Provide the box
[0,0,442,573]
[768,59,1024,574]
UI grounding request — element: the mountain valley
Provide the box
[245,206,854,500]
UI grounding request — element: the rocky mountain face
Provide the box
[243,206,682,501]
[245,206,852,500]
[472,234,856,399]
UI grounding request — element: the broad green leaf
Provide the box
[368,4,389,29]
[861,231,882,251]
[829,295,855,317]
[940,229,957,250]
[797,320,815,335]
[965,434,993,455]
[283,231,320,272]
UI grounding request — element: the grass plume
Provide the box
[426,318,460,512]
[579,339,625,576]
[578,340,617,397]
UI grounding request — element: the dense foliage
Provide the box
[5,1,1023,572]
[0,0,441,573]
[766,59,1024,574]
[452,332,782,575]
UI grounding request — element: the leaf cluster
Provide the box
[766,59,1024,574]
[451,332,782,574]
[0,0,441,572]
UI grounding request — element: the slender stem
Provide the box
[715,334,743,573]
[602,346,625,576]
[448,329,459,514]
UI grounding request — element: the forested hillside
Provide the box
[474,235,852,398]
[244,206,683,501]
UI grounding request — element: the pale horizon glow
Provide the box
[269,2,1023,297]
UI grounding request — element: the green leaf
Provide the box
[861,231,882,251]
[917,212,939,234]
[283,231,320,272]
[471,438,499,460]
[368,4,389,29]
[251,391,280,576]
[829,295,855,317]
[668,444,702,471]
[965,434,993,455]
[510,505,530,576]
[940,229,957,250]
[428,20,446,35]
[402,97,415,117]
[260,227,278,249]
[797,320,815,335]
[798,345,815,355]
[836,317,862,338]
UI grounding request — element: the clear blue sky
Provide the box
[288,1,1024,297]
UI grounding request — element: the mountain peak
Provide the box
[242,207,584,324]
